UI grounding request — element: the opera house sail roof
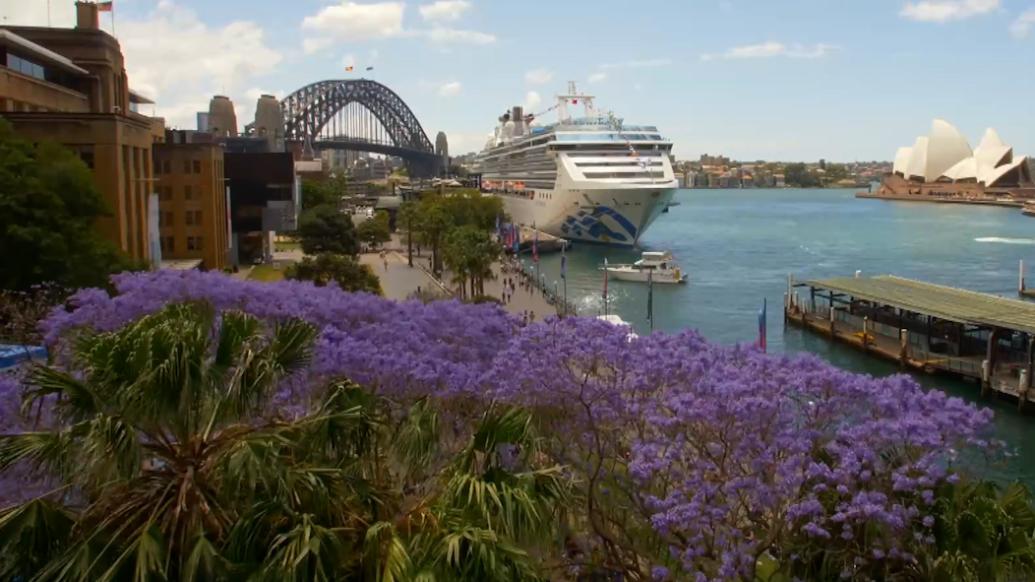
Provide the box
[890,120,1032,188]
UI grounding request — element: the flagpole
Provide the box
[647,267,654,333]
[560,246,568,317]
[603,257,609,317]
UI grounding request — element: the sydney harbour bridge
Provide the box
[280,79,445,178]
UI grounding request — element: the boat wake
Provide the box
[974,237,1035,245]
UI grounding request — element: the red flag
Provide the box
[97,1,113,12]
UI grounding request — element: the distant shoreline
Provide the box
[855,191,1023,208]
[683,185,862,190]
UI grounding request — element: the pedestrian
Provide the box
[380,250,388,271]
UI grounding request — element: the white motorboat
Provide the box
[604,251,686,284]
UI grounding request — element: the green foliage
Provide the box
[286,253,382,295]
[297,204,360,256]
[409,191,504,276]
[782,162,821,188]
[300,175,347,210]
[920,480,1035,581]
[0,119,136,290]
[442,225,500,299]
[357,211,392,249]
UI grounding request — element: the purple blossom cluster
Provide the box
[484,317,992,579]
[41,270,516,400]
[4,271,995,579]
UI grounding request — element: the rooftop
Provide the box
[0,28,89,76]
[804,275,1035,334]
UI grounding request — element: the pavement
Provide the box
[247,232,561,320]
[482,261,559,322]
[359,250,444,301]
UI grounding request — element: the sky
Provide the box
[3,0,1034,162]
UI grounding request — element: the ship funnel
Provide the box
[511,106,525,137]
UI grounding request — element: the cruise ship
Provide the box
[473,83,677,246]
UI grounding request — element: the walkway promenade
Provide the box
[359,250,443,301]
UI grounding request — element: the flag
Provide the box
[758,298,768,353]
[366,66,374,71]
[560,248,567,280]
[532,224,539,263]
[647,268,654,324]
[345,66,354,72]
[97,1,113,12]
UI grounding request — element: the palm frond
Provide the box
[364,521,414,582]
[264,513,344,582]
[0,498,74,579]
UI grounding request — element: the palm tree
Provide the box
[0,302,375,580]
[0,302,572,580]
[919,480,1035,581]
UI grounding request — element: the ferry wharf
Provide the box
[785,274,1035,409]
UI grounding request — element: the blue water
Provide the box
[527,188,1035,485]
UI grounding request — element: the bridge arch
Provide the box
[281,79,434,154]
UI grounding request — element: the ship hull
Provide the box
[497,185,676,247]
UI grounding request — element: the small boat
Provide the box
[604,251,686,284]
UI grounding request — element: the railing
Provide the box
[512,261,578,317]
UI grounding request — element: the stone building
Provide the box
[154,130,229,270]
[0,2,160,264]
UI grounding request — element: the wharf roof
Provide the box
[804,275,1035,334]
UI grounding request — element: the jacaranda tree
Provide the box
[0,270,1026,581]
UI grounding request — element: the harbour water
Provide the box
[528,188,1035,486]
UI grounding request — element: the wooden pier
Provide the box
[1019,260,1035,300]
[786,274,1035,409]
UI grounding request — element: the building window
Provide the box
[192,160,201,174]
[184,185,193,200]
[185,210,201,226]
[193,210,202,225]
[160,236,175,253]
[186,236,203,251]
[183,160,191,174]
[78,148,95,170]
[6,54,45,80]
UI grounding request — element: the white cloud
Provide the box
[425,28,496,44]
[599,58,672,70]
[1,1,75,26]
[900,0,999,22]
[1010,8,1035,37]
[302,2,405,41]
[116,2,282,130]
[524,91,542,111]
[438,81,462,97]
[303,37,335,55]
[524,68,553,85]
[588,72,608,83]
[419,0,471,22]
[700,42,838,61]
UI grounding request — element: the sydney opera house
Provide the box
[876,120,1034,200]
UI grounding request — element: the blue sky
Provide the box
[5,0,1034,161]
